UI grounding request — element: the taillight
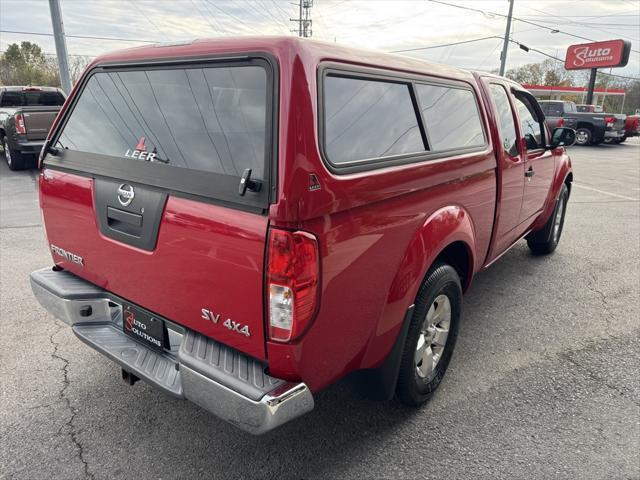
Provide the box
[267,228,319,342]
[605,116,615,128]
[15,113,26,135]
[556,118,565,128]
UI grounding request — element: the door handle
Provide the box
[525,167,535,179]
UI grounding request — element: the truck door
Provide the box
[512,92,555,224]
[484,81,525,255]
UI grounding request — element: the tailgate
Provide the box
[40,58,275,360]
[612,114,626,131]
[22,107,60,140]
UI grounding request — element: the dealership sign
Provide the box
[565,39,631,70]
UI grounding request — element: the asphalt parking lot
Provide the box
[1,141,639,479]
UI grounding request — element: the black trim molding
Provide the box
[317,62,489,175]
[44,53,279,212]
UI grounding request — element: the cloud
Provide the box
[1,0,638,76]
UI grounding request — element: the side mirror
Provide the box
[550,127,576,149]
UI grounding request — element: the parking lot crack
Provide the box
[585,268,616,324]
[49,322,95,480]
[559,352,638,406]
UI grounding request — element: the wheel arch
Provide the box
[352,206,476,401]
[409,205,476,293]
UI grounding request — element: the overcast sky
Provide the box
[1,0,639,79]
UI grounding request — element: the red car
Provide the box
[623,115,640,141]
[30,37,574,434]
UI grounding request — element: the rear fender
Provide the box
[395,205,475,299]
[355,205,475,398]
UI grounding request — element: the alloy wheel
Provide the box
[575,131,589,145]
[4,142,12,167]
[415,294,451,379]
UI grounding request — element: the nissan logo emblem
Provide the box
[117,184,135,207]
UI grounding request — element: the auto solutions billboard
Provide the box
[565,39,632,70]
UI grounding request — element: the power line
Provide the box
[0,29,158,44]
[518,4,640,42]
[128,0,170,40]
[189,0,224,35]
[390,35,503,53]
[390,35,640,81]
[243,0,289,33]
[202,0,264,35]
[428,0,640,54]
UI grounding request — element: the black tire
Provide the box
[526,183,569,255]
[575,127,592,146]
[3,136,25,170]
[396,262,462,406]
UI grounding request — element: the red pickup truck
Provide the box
[30,38,574,434]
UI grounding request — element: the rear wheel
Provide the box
[526,183,569,255]
[396,262,462,406]
[3,136,25,170]
[575,128,592,146]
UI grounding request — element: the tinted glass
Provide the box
[514,95,544,150]
[415,84,485,151]
[57,66,267,179]
[564,102,576,113]
[1,90,65,107]
[488,84,518,157]
[324,75,424,164]
[541,102,562,116]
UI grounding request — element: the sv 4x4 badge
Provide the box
[201,308,251,337]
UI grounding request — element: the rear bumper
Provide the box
[604,130,625,139]
[30,267,314,434]
[15,138,44,154]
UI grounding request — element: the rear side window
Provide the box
[514,94,544,150]
[323,75,424,165]
[1,90,65,107]
[415,84,485,151]
[540,102,562,117]
[488,84,518,158]
[57,65,268,179]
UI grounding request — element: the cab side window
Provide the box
[488,84,518,158]
[514,94,545,150]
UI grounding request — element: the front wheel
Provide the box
[526,183,569,255]
[396,262,462,406]
[575,128,592,146]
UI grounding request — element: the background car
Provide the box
[0,86,66,170]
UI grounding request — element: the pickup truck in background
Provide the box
[0,86,66,170]
[538,100,578,132]
[576,104,603,113]
[30,37,576,434]
[539,100,626,146]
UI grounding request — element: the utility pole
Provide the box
[290,0,313,38]
[585,68,597,105]
[48,0,72,93]
[498,0,515,76]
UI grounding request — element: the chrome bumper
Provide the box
[30,267,314,434]
[604,130,625,139]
